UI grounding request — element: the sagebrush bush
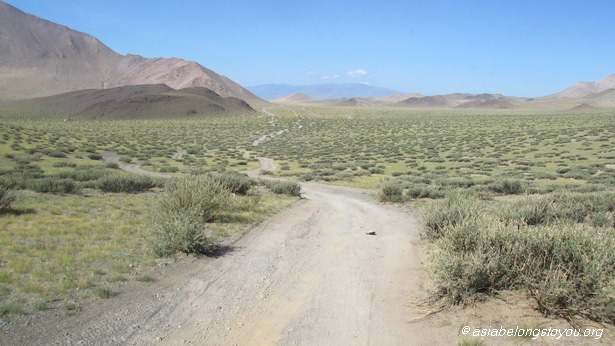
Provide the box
[425,192,615,324]
[421,193,484,240]
[405,183,447,199]
[265,180,301,196]
[0,181,16,211]
[379,179,405,202]
[150,175,231,256]
[487,178,526,195]
[27,178,81,195]
[97,175,157,193]
[207,172,254,195]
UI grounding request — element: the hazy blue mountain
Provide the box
[248,84,403,100]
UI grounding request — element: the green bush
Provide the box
[207,172,254,195]
[421,193,484,240]
[0,181,16,211]
[87,153,102,160]
[487,178,526,195]
[52,161,77,168]
[379,179,405,202]
[150,176,231,256]
[97,175,157,193]
[425,192,615,324]
[405,183,447,199]
[27,178,81,195]
[265,180,302,196]
[55,168,109,182]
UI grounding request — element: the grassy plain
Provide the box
[254,106,615,193]
[0,111,298,314]
[1,105,614,323]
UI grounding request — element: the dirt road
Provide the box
[2,175,430,345]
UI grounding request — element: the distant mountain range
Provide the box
[247,84,403,100]
[0,1,260,104]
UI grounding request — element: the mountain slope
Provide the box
[271,93,316,103]
[248,84,403,100]
[0,84,255,119]
[550,74,615,98]
[0,2,260,103]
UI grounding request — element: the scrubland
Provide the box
[252,105,615,325]
[1,105,614,326]
[0,112,300,314]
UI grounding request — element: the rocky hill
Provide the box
[0,84,255,119]
[0,2,260,104]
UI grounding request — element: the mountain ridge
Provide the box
[0,2,260,104]
[549,74,615,99]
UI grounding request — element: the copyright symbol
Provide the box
[461,326,471,335]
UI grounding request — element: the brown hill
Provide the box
[398,95,457,107]
[271,93,316,103]
[587,88,615,108]
[330,97,374,107]
[0,84,255,119]
[568,103,596,111]
[377,93,424,103]
[0,2,260,104]
[550,74,615,98]
[456,99,516,109]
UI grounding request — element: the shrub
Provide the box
[159,166,179,173]
[421,193,484,240]
[425,192,615,324]
[265,180,302,196]
[149,176,230,256]
[207,172,254,195]
[498,197,554,226]
[0,181,16,211]
[52,161,77,168]
[379,179,405,202]
[55,168,108,182]
[487,178,526,195]
[27,178,81,195]
[405,183,447,199]
[97,175,156,193]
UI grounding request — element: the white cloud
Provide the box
[321,74,340,80]
[348,69,368,77]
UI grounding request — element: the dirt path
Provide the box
[1,160,434,345]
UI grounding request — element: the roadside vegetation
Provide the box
[0,112,300,315]
[421,191,615,325]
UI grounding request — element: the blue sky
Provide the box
[5,0,615,96]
